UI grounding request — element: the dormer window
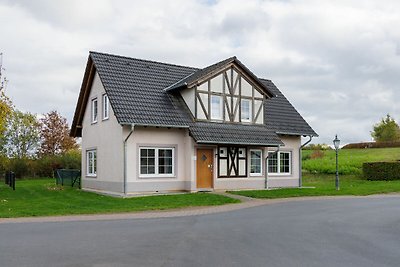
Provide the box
[210,95,222,120]
[241,99,251,122]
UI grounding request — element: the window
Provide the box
[102,94,109,120]
[250,149,262,176]
[91,98,98,123]
[241,99,251,122]
[210,95,222,120]
[86,149,97,176]
[140,147,174,177]
[268,151,291,175]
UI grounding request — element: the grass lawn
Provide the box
[0,179,239,218]
[230,173,400,199]
[302,147,400,175]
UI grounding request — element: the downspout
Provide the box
[123,124,135,196]
[299,135,313,187]
[265,145,280,189]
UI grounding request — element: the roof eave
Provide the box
[276,131,319,137]
[194,140,284,146]
[120,122,190,129]
[70,56,95,137]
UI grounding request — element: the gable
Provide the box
[185,64,267,125]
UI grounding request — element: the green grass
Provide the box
[303,147,400,175]
[230,173,400,199]
[0,179,239,218]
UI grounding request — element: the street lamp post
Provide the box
[333,135,340,190]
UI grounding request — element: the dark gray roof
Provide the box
[164,56,274,97]
[90,52,197,127]
[262,79,318,137]
[190,122,284,146]
[72,51,317,141]
[164,56,236,91]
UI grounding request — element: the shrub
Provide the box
[363,161,400,180]
[310,150,325,159]
[1,149,81,178]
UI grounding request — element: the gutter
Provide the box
[123,124,135,196]
[265,145,280,189]
[120,123,189,129]
[299,135,313,187]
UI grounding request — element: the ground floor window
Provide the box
[86,149,97,176]
[268,151,291,175]
[250,149,262,176]
[139,147,174,177]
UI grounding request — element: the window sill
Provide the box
[86,174,97,178]
[91,121,98,125]
[268,173,292,177]
[139,175,176,179]
[102,117,109,121]
[249,173,263,177]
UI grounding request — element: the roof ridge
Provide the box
[89,51,200,70]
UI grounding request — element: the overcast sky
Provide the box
[1,0,399,145]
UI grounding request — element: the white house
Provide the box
[70,52,317,195]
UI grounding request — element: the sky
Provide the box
[0,0,399,145]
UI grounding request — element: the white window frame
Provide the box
[86,149,97,177]
[241,99,252,122]
[267,151,291,175]
[249,149,262,176]
[210,95,223,120]
[91,98,98,123]
[102,94,109,120]
[139,147,175,178]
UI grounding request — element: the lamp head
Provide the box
[333,134,340,150]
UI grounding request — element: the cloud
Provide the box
[0,0,399,145]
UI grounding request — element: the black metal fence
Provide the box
[55,169,81,188]
[4,171,16,190]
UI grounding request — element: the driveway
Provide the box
[1,196,400,267]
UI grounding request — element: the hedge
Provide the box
[343,141,400,149]
[363,161,400,180]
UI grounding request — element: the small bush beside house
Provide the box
[363,161,400,180]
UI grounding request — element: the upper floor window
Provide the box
[91,98,98,123]
[210,95,222,120]
[102,94,109,120]
[241,99,251,122]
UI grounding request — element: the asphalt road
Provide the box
[1,196,400,267]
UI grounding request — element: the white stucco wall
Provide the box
[81,71,124,193]
[125,126,194,193]
[267,135,301,188]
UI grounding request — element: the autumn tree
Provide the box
[371,114,400,142]
[39,110,77,155]
[0,53,12,145]
[3,110,41,158]
[0,92,13,148]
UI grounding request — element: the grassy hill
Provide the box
[302,147,400,175]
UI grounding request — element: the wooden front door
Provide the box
[196,149,214,189]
